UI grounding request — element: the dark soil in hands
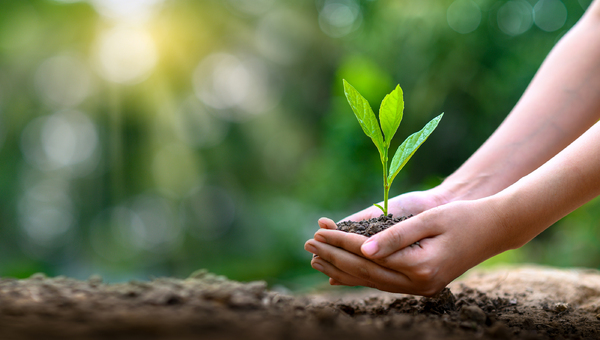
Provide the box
[2,267,600,339]
[336,214,411,237]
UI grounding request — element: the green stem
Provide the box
[382,146,389,216]
[384,184,389,216]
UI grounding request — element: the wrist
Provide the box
[432,173,494,204]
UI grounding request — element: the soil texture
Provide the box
[336,214,412,237]
[2,266,600,339]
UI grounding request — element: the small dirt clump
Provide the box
[336,214,412,237]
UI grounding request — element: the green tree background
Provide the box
[0,0,597,288]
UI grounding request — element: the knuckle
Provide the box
[413,266,436,282]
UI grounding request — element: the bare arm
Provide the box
[436,1,600,203]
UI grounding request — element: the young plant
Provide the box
[343,79,443,216]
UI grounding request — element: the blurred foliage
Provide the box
[0,0,597,288]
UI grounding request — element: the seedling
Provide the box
[343,79,443,216]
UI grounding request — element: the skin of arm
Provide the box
[305,0,600,294]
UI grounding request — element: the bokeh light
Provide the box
[34,53,93,108]
[192,53,281,120]
[18,177,74,249]
[90,0,165,22]
[94,26,158,84]
[20,110,100,176]
[447,0,482,34]
[255,9,313,65]
[173,96,229,148]
[130,194,181,252]
[533,0,568,32]
[497,1,534,36]
[317,0,363,38]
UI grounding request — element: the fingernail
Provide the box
[362,239,379,256]
[313,262,324,271]
[305,243,317,254]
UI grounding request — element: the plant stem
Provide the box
[382,147,389,216]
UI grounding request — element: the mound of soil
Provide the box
[2,266,600,339]
[336,214,411,237]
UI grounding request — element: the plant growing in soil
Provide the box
[343,79,443,216]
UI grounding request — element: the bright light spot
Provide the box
[131,194,180,252]
[152,143,204,198]
[180,186,235,241]
[193,53,281,120]
[174,96,229,148]
[18,178,74,248]
[20,110,100,176]
[318,0,362,38]
[255,9,312,65]
[533,0,567,32]
[34,53,93,108]
[94,26,157,84]
[90,0,164,22]
[227,0,274,15]
[447,0,482,34]
[497,1,533,36]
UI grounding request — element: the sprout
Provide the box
[343,79,443,216]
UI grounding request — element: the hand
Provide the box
[341,188,450,222]
[306,198,513,296]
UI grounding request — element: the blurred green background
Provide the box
[0,0,597,288]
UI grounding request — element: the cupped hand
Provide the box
[306,198,513,296]
[340,189,449,223]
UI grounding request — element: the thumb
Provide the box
[360,217,432,258]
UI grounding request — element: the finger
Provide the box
[369,237,432,270]
[311,257,372,287]
[314,229,368,256]
[306,239,412,292]
[318,217,337,230]
[329,278,351,286]
[361,214,439,259]
[340,206,382,222]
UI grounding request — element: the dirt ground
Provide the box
[1,266,600,340]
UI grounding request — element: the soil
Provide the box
[336,214,412,237]
[2,267,600,339]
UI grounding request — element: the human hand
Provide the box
[340,189,449,223]
[306,198,514,296]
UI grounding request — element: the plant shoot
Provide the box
[343,79,443,216]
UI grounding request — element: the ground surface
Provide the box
[2,267,600,339]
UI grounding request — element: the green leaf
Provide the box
[387,113,444,185]
[343,79,385,160]
[373,203,386,215]
[379,85,404,145]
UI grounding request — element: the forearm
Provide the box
[437,5,600,203]
[488,119,600,251]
